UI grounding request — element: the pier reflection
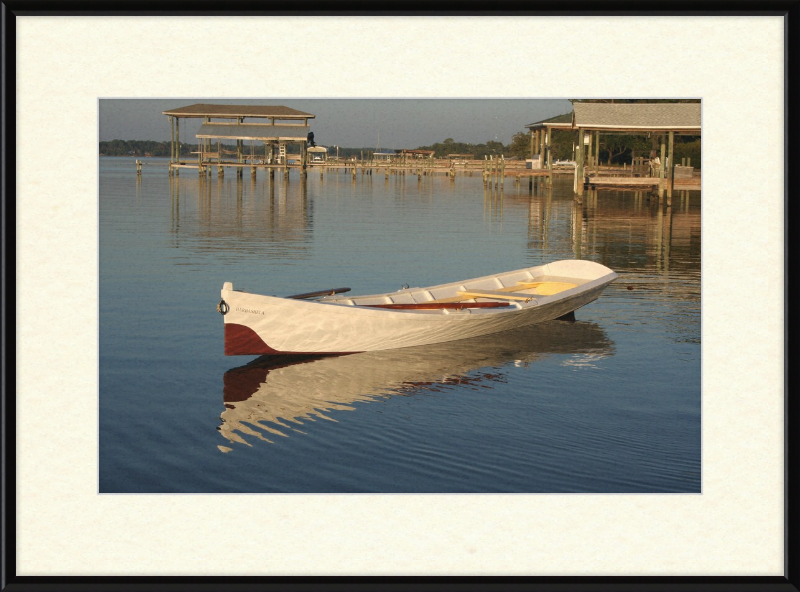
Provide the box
[167,173,313,259]
[218,319,614,448]
[483,182,504,222]
[503,182,700,300]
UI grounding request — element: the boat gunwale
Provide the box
[223,263,617,319]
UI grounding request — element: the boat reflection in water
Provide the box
[219,319,614,448]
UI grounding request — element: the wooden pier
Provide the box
[136,155,698,208]
[136,156,564,185]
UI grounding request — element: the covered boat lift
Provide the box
[307,145,328,164]
[161,103,316,177]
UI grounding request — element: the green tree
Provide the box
[507,131,530,159]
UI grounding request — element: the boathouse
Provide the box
[161,103,316,176]
[525,103,701,196]
[570,102,701,194]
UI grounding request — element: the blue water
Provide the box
[99,157,701,493]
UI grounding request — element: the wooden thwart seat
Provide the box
[431,280,579,304]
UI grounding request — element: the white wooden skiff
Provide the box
[219,259,617,355]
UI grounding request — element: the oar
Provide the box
[363,302,511,310]
[287,287,351,300]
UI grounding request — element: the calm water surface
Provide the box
[99,157,700,493]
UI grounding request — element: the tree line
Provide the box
[100,139,184,157]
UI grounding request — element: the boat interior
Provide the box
[323,271,589,313]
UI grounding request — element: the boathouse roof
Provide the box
[162,103,315,120]
[572,102,701,131]
[525,112,573,129]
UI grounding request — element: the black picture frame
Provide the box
[2,3,796,591]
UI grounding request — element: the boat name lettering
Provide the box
[235,307,265,315]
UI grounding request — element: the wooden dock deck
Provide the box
[585,175,700,191]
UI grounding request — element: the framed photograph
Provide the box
[4,6,795,591]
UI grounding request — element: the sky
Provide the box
[99,98,574,149]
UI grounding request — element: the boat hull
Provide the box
[220,260,617,355]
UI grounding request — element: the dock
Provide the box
[137,157,699,201]
[136,156,567,183]
[585,176,701,191]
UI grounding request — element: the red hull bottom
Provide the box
[225,323,360,356]
[225,324,280,355]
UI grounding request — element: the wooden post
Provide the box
[595,130,600,174]
[539,129,545,168]
[546,127,553,184]
[269,143,275,178]
[659,136,666,199]
[200,116,207,170]
[587,130,593,172]
[575,129,585,195]
[236,118,243,178]
[169,116,175,165]
[667,130,675,198]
